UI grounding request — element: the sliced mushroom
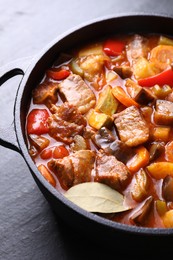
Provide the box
[162,175,173,202]
[149,142,165,162]
[130,196,153,226]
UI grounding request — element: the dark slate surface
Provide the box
[1,1,173,259]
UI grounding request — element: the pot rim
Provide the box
[14,12,173,235]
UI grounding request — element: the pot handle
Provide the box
[0,57,32,153]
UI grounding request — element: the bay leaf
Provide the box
[64,182,130,213]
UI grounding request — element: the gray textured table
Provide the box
[1,1,173,259]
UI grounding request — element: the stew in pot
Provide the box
[26,34,173,228]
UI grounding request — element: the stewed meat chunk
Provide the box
[48,150,95,189]
[58,74,96,114]
[114,106,149,147]
[32,82,59,107]
[48,102,86,144]
[154,100,173,125]
[95,152,131,191]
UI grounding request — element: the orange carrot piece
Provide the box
[165,141,173,162]
[126,146,150,173]
[38,164,56,187]
[112,86,140,108]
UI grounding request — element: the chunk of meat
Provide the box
[32,82,59,107]
[154,100,173,125]
[126,35,149,65]
[48,150,95,189]
[48,156,74,189]
[95,152,131,191]
[48,103,86,144]
[58,74,96,114]
[150,45,173,71]
[114,106,149,147]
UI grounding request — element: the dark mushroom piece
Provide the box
[130,196,154,226]
[162,175,173,202]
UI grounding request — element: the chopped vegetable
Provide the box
[78,43,103,57]
[40,148,53,160]
[156,200,167,216]
[147,162,173,179]
[87,109,113,130]
[46,68,70,80]
[95,85,119,116]
[152,84,172,98]
[29,135,50,151]
[126,79,155,105]
[131,169,150,202]
[70,59,84,77]
[133,57,156,80]
[150,45,173,71]
[163,210,173,228]
[149,142,165,162]
[112,86,140,108]
[159,36,173,46]
[53,145,69,159]
[38,164,56,187]
[138,68,173,87]
[130,196,153,226]
[151,126,170,142]
[162,175,173,202]
[27,109,49,135]
[126,146,150,173]
[103,39,125,56]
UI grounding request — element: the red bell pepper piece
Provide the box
[138,68,173,87]
[103,39,125,56]
[53,145,69,159]
[46,68,70,80]
[27,109,49,135]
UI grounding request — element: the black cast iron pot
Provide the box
[1,13,173,251]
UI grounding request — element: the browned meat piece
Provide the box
[126,34,149,65]
[48,156,74,189]
[154,100,173,125]
[58,74,96,114]
[114,106,149,147]
[95,152,131,191]
[32,82,59,107]
[48,103,86,144]
[92,127,135,163]
[125,79,155,105]
[48,150,95,189]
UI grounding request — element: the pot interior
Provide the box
[16,13,173,236]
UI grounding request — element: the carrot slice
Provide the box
[38,164,56,187]
[126,146,150,173]
[112,86,140,108]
